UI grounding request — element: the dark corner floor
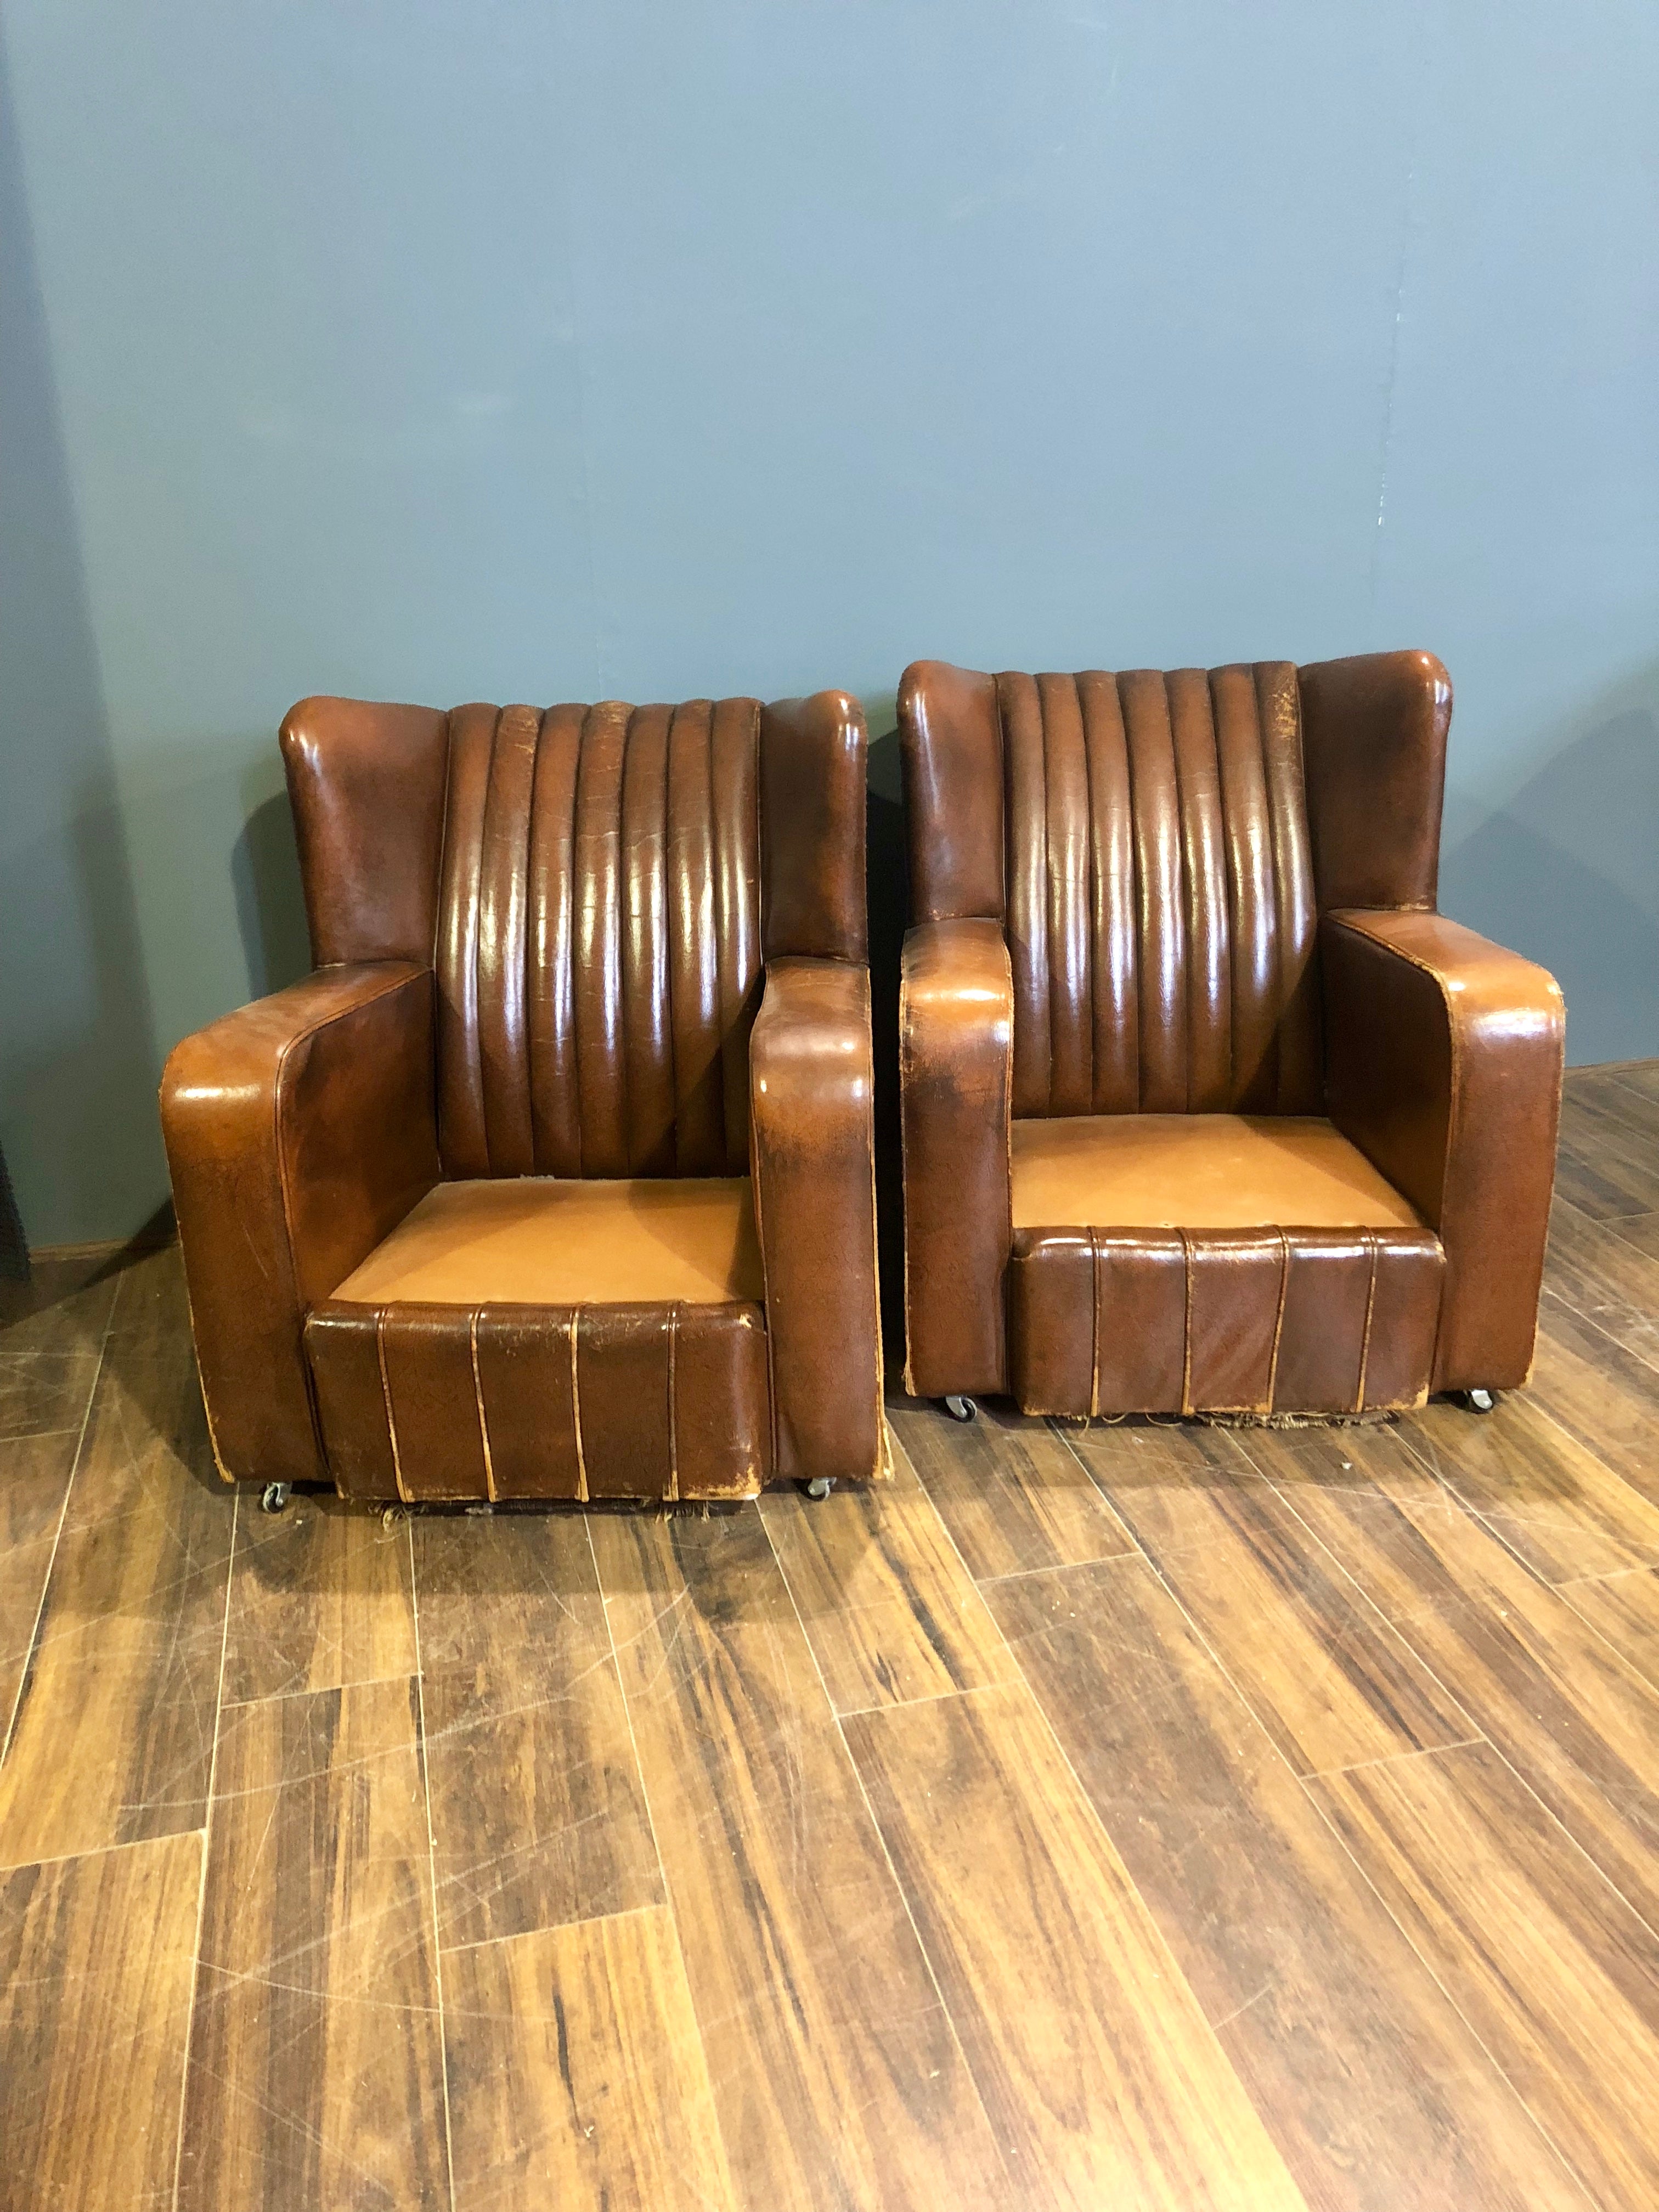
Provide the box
[3,1062,1659,2210]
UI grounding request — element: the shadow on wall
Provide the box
[232,756,311,997]
[1443,681,1659,1066]
[0,42,162,1250]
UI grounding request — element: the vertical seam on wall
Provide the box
[666,1305,680,1501]
[376,1312,410,1504]
[569,1310,589,1503]
[1356,1234,1380,1413]
[470,1310,496,1503]
[1180,1229,1194,1418]
[1266,1231,1291,1414]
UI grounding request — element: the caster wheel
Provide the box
[944,1395,978,1423]
[1464,1388,1498,1414]
[803,1477,834,1500]
[260,1482,291,1515]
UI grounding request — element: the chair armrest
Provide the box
[160,962,439,1485]
[1322,910,1564,1390]
[748,957,885,1484]
[899,919,1013,1397]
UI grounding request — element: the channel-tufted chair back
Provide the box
[280,691,867,1182]
[435,699,763,1178]
[902,659,1443,1118]
[998,665,1321,1115]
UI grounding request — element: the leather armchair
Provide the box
[898,652,1564,1419]
[162,691,885,1502]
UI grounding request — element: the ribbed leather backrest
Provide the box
[435,698,763,1178]
[998,663,1322,1116]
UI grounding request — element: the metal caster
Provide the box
[944,1395,978,1423]
[260,1482,291,1515]
[1463,1388,1499,1414]
[803,1477,834,1500]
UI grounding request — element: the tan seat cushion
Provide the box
[1011,1114,1425,1232]
[330,1176,765,1307]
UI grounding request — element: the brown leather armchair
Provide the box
[898,652,1565,1421]
[161,691,885,1505]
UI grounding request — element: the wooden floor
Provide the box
[4,1062,1659,2210]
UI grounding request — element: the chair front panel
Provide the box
[1007,1224,1443,1418]
[997,662,1323,1117]
[435,698,763,1178]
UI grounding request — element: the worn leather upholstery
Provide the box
[1322,909,1565,1391]
[750,958,886,1488]
[899,920,1013,1398]
[161,688,881,1498]
[899,650,1565,1415]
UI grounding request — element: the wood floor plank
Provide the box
[1396,1389,1659,1583]
[221,1487,416,1705]
[1607,1209,1659,1265]
[1253,1424,1659,1937]
[0,1430,80,1747]
[413,1513,662,1951]
[103,1239,192,1347]
[1310,1739,1659,2212]
[176,1677,450,2211]
[988,1554,1589,2211]
[1553,1090,1659,1220]
[887,1397,1136,1582]
[0,1252,116,1441]
[0,1830,202,2212]
[1560,1566,1659,1693]
[1544,1196,1659,1367]
[1070,1423,1472,1776]
[589,1504,1008,2212]
[443,1905,735,2212]
[1563,1066,1659,1143]
[1529,1293,1659,1500]
[1595,1062,1659,1112]
[845,1680,1306,2211]
[758,1432,1014,1714]
[0,1318,234,1867]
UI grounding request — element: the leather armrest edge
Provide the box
[1321,909,1564,1392]
[160,962,439,1486]
[748,958,884,1483]
[899,919,1013,1398]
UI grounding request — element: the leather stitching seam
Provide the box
[375,1310,410,1505]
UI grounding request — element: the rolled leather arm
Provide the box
[1322,910,1564,1392]
[749,957,885,1484]
[160,961,439,1486]
[899,919,1013,1398]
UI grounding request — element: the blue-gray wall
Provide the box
[3,2,1656,1247]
